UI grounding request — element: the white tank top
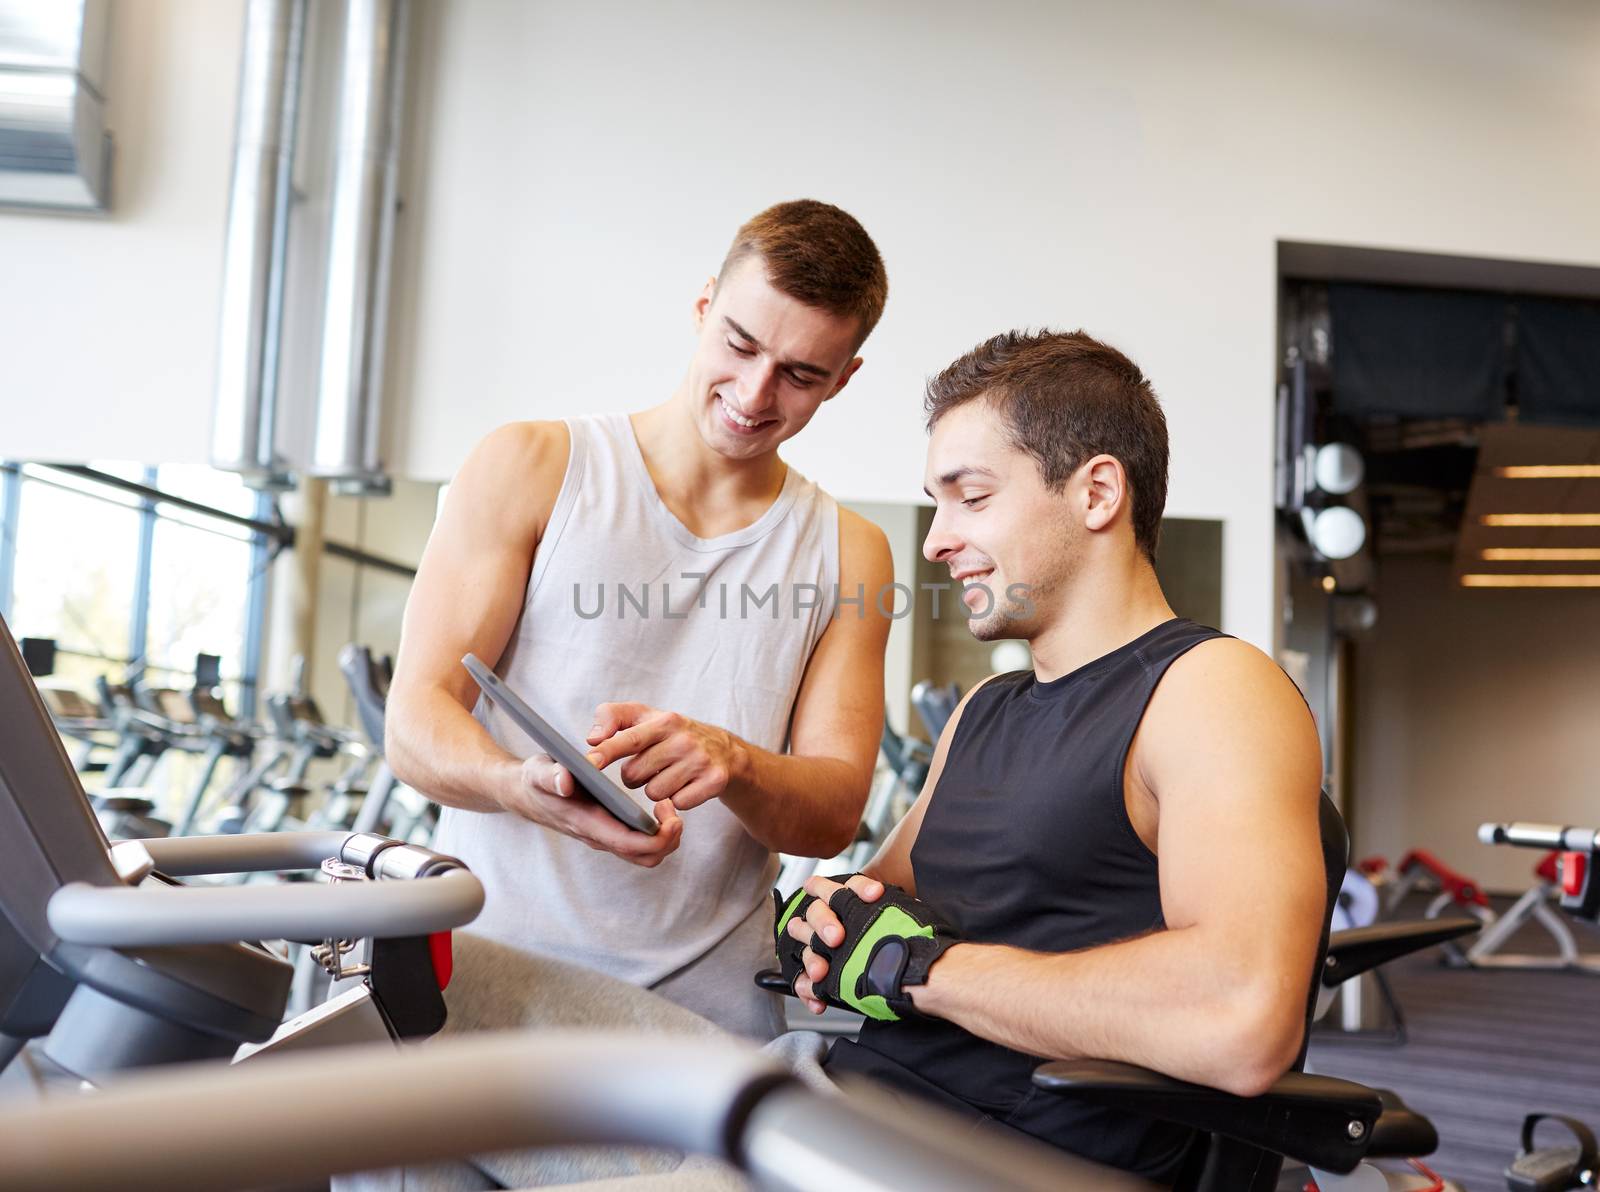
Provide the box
[434,413,840,990]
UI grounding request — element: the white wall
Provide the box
[6,0,1600,645]
[2,0,240,463]
[1351,554,1600,893]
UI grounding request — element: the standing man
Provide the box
[385,201,893,1039]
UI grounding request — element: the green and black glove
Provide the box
[771,879,961,1022]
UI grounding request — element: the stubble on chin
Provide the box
[969,609,1017,642]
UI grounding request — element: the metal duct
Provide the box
[210,0,306,486]
[311,0,409,495]
[0,0,112,212]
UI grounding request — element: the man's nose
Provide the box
[923,508,963,563]
[735,359,779,411]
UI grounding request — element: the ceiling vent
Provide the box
[0,0,112,212]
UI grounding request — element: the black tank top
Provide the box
[824,617,1228,1180]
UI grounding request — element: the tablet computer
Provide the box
[462,654,659,835]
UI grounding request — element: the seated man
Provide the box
[777,328,1328,1183]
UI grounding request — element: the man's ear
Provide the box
[823,357,865,402]
[693,276,717,330]
[1082,455,1126,533]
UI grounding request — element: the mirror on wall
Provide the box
[845,501,1224,742]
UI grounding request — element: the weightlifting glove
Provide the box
[771,879,960,1022]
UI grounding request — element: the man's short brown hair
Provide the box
[718,200,888,347]
[925,329,1169,563]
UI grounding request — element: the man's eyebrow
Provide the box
[722,317,832,377]
[933,466,998,488]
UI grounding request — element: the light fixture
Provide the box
[1320,575,1337,593]
[1494,465,1600,479]
[1312,444,1364,495]
[1481,548,1600,562]
[1480,514,1600,527]
[1460,574,1600,588]
[1308,506,1366,559]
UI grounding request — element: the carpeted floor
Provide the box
[1307,898,1600,1190]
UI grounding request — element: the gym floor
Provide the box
[1309,897,1600,1189]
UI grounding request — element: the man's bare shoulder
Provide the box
[811,507,893,647]
[452,421,572,540]
[1138,633,1321,790]
[464,420,570,480]
[1152,635,1312,725]
[1167,633,1291,685]
[836,506,893,577]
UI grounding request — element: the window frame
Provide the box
[0,462,274,716]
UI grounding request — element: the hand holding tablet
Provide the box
[463,654,661,836]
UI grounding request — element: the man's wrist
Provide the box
[486,756,526,815]
[724,729,756,797]
[907,941,975,1017]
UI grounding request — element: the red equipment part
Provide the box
[1397,849,1491,908]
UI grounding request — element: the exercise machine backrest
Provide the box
[0,613,124,1039]
[0,614,291,1069]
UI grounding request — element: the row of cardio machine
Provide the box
[23,634,435,848]
[7,619,1595,1191]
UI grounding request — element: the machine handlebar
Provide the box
[1478,822,1600,853]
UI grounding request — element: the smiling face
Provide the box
[922,400,1085,642]
[684,256,865,460]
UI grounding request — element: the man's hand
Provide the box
[503,752,682,868]
[784,872,885,1014]
[584,702,748,810]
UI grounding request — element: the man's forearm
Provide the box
[386,687,521,814]
[722,744,868,858]
[910,930,1307,1098]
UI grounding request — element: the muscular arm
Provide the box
[386,422,680,865]
[386,423,555,810]
[909,640,1326,1097]
[719,508,894,857]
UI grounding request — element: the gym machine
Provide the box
[0,612,482,1094]
[910,677,961,742]
[1370,845,1600,974]
[342,641,437,841]
[0,1030,1157,1192]
[1481,821,1600,1191]
[25,636,172,839]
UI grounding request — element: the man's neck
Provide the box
[629,392,788,537]
[1026,557,1177,683]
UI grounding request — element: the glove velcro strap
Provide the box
[815,888,949,1023]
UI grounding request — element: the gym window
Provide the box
[0,461,273,716]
